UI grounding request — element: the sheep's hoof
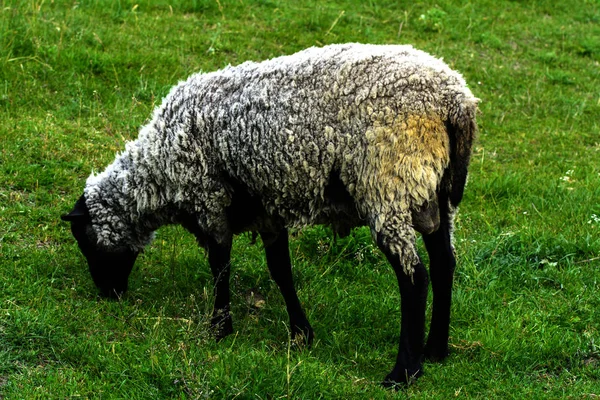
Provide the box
[291,324,314,347]
[381,366,423,389]
[211,314,233,342]
[424,343,449,362]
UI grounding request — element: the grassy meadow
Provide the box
[1,0,599,398]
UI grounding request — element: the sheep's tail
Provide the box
[446,98,478,208]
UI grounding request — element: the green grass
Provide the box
[1,0,600,397]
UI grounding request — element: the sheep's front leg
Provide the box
[261,229,314,345]
[207,237,234,341]
[423,205,455,361]
[379,245,429,386]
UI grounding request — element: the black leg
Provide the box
[379,243,429,387]
[207,237,234,341]
[261,229,314,345]
[423,208,455,361]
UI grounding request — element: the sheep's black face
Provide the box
[61,195,139,298]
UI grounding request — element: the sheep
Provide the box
[61,43,478,386]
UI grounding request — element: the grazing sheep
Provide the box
[62,43,478,386]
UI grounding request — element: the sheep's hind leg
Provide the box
[422,200,455,362]
[207,237,234,341]
[378,241,429,387]
[261,229,314,346]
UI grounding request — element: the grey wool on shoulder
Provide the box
[62,43,478,386]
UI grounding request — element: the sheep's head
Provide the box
[61,195,139,298]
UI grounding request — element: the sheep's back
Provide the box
[141,43,475,234]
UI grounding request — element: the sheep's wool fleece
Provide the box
[85,43,478,275]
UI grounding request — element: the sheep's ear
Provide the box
[61,209,85,221]
[61,195,88,221]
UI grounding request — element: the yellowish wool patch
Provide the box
[362,113,450,274]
